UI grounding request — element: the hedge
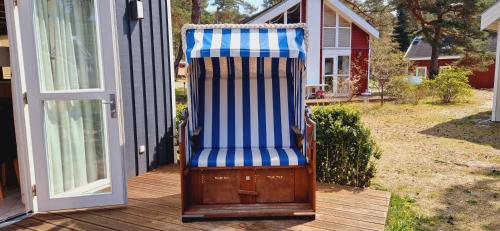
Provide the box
[311,105,381,187]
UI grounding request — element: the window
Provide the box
[324,58,335,92]
[323,56,351,97]
[287,4,301,23]
[323,6,351,48]
[266,3,301,24]
[416,67,427,78]
[269,14,284,24]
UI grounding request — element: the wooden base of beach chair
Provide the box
[182,203,315,221]
[180,166,316,220]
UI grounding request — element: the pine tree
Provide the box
[402,0,496,79]
[392,2,414,52]
[262,0,283,8]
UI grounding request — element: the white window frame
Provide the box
[322,55,351,97]
[416,66,427,78]
[266,3,302,24]
[322,6,352,48]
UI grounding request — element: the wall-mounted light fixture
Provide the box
[130,0,144,20]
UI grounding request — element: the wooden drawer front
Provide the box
[202,171,240,204]
[256,169,294,203]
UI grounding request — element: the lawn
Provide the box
[348,90,500,230]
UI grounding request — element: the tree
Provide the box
[262,0,282,8]
[401,0,495,79]
[342,0,395,37]
[172,0,209,78]
[212,0,257,23]
[392,2,415,52]
[369,38,409,105]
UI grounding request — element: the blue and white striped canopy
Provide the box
[182,24,307,64]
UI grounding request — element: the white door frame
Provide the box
[322,53,351,97]
[4,0,127,213]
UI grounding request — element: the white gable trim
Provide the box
[246,0,301,24]
[325,0,379,38]
[246,0,379,38]
[481,1,500,31]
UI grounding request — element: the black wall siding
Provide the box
[115,0,175,177]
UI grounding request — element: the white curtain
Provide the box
[35,0,106,196]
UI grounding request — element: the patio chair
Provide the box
[179,24,316,220]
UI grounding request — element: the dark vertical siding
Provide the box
[115,0,175,177]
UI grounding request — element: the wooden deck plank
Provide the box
[14,218,73,231]
[30,213,113,231]
[3,165,390,231]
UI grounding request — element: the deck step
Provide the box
[183,203,315,219]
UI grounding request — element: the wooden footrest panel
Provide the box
[183,203,315,219]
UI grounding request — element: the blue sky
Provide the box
[207,0,265,12]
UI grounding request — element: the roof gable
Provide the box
[324,0,379,38]
[481,1,500,31]
[404,34,497,60]
[242,0,379,38]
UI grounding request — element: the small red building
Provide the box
[405,35,497,89]
[243,0,380,97]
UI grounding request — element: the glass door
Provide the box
[323,56,351,97]
[17,0,125,211]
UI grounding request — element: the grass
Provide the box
[175,87,187,103]
[385,194,423,231]
[346,90,500,230]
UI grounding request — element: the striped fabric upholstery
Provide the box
[191,148,306,167]
[188,57,305,167]
[183,25,307,168]
[184,25,306,64]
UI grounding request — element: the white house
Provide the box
[243,0,380,97]
[481,2,500,121]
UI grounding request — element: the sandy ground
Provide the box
[351,90,500,230]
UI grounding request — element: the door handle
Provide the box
[103,94,117,118]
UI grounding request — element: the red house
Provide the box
[405,35,497,89]
[243,0,380,97]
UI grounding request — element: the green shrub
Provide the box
[175,103,187,143]
[424,67,473,104]
[387,75,427,105]
[176,87,187,103]
[311,106,381,187]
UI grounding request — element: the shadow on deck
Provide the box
[7,165,391,231]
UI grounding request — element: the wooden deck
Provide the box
[3,165,390,231]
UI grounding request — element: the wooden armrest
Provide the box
[192,127,202,136]
[291,126,304,149]
[191,127,203,151]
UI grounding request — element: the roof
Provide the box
[182,24,307,64]
[240,0,296,24]
[242,0,379,38]
[481,1,500,31]
[241,0,301,24]
[404,34,497,60]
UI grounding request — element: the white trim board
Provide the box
[481,1,500,31]
[245,0,379,38]
[492,23,500,121]
[407,56,462,61]
[324,0,379,38]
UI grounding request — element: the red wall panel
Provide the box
[412,59,495,89]
[351,24,370,94]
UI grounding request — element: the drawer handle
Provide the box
[238,190,259,196]
[266,175,284,180]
